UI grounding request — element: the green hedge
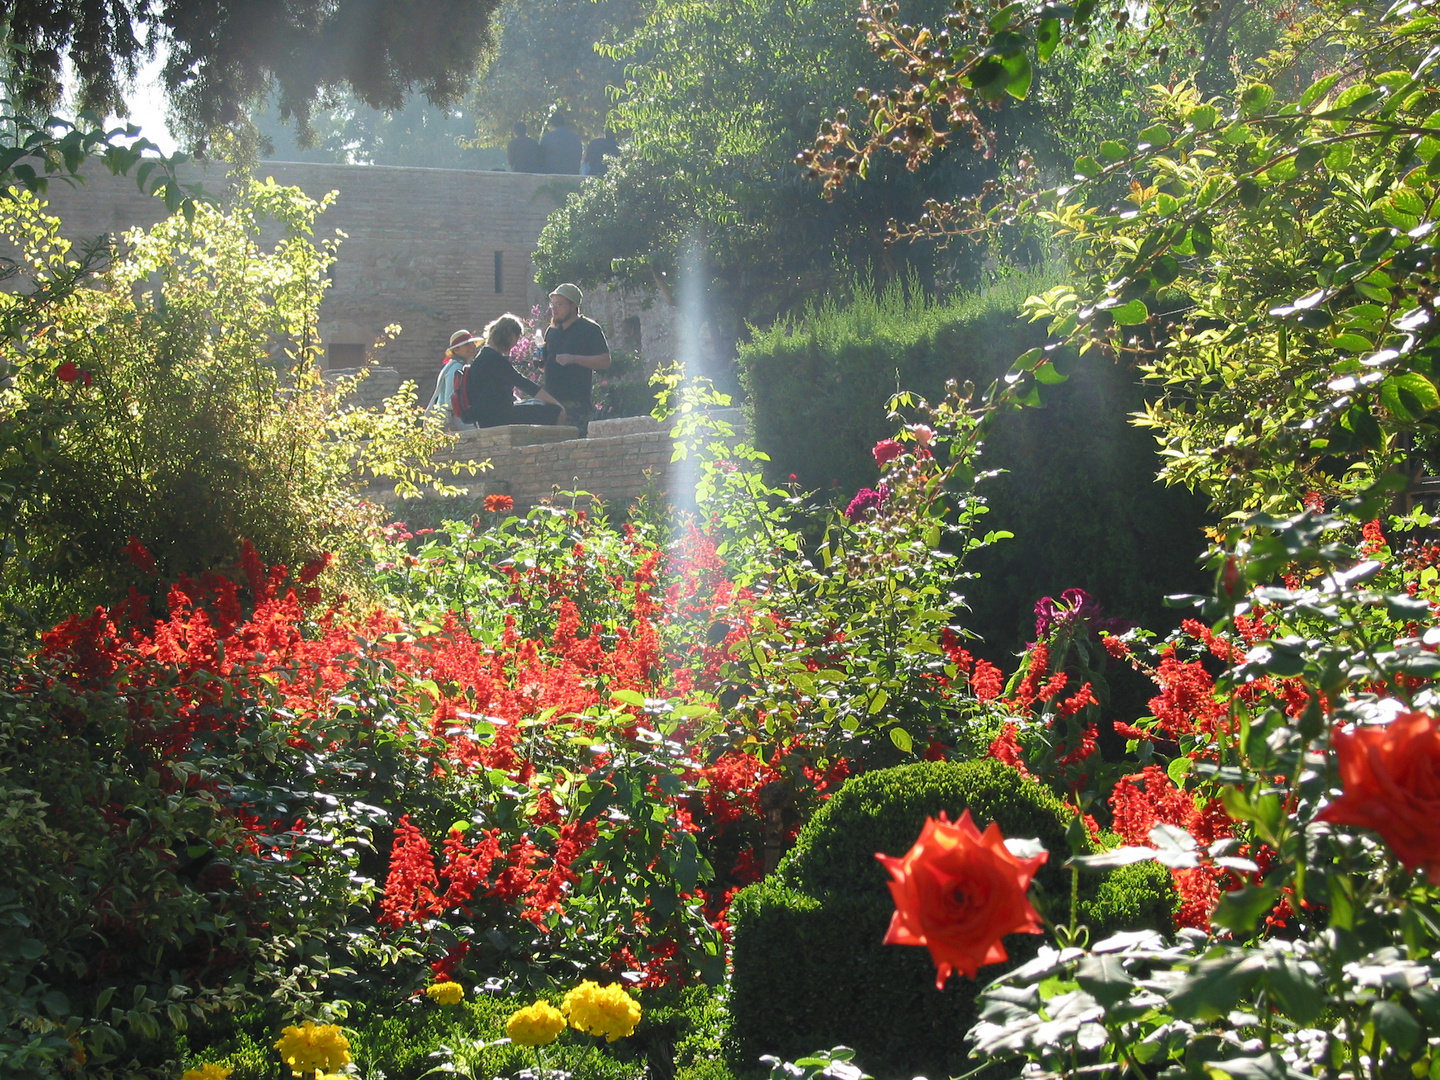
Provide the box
[737,273,1211,657]
[726,760,1173,1080]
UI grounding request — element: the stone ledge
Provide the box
[588,415,666,437]
[445,424,581,453]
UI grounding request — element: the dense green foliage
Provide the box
[531,0,1030,349]
[771,4,1440,1080]
[739,273,1210,655]
[727,760,1172,1079]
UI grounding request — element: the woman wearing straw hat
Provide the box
[427,328,483,429]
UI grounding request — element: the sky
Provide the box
[115,53,178,154]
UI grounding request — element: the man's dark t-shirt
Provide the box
[468,346,542,427]
[539,126,583,174]
[507,134,542,173]
[542,317,609,407]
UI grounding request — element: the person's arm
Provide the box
[535,388,566,423]
[505,360,541,398]
[552,350,611,370]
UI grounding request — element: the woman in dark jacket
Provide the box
[466,314,566,427]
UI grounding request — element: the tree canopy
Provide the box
[468,0,648,145]
[531,0,1020,353]
[0,0,505,143]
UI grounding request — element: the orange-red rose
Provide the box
[876,810,1048,989]
[1318,711,1440,880]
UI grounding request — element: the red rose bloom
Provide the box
[872,439,903,467]
[56,361,80,383]
[1318,711,1440,880]
[877,810,1048,988]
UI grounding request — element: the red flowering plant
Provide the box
[10,525,752,1063]
[657,374,1021,842]
[952,499,1440,1080]
[978,588,1137,806]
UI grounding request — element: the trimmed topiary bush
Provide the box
[726,760,1172,1080]
[736,272,1211,660]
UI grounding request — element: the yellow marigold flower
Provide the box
[273,1021,352,1078]
[426,981,465,1006]
[506,1000,566,1046]
[561,981,642,1042]
[181,1066,232,1080]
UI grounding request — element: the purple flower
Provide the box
[1033,588,1134,640]
[845,484,889,522]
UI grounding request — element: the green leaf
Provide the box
[1110,299,1149,325]
[1325,143,1355,170]
[1012,346,1045,371]
[1034,361,1068,384]
[1187,104,1219,130]
[1373,1000,1422,1052]
[1099,139,1127,161]
[1138,123,1171,147]
[612,689,647,707]
[1301,72,1342,109]
[1240,84,1274,117]
[1265,955,1322,1026]
[1151,254,1181,285]
[988,2,1023,30]
[1382,372,1440,418]
[1004,53,1033,100]
[1169,953,1262,1020]
[1211,885,1279,935]
[1166,756,1192,785]
[1331,332,1374,352]
[1074,155,1101,179]
[1035,16,1060,62]
[1205,1053,1301,1080]
[1075,955,1136,1007]
[889,726,913,753]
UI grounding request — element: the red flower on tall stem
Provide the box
[876,811,1047,988]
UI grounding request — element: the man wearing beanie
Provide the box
[541,283,610,437]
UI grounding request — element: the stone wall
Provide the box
[30,161,584,393]
[417,410,746,511]
[27,159,694,416]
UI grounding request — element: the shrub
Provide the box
[0,180,457,623]
[736,272,1210,657]
[726,759,1172,1080]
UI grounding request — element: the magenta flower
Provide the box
[845,484,889,522]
